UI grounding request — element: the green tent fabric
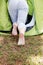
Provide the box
[25,0,43,36]
[0,0,12,31]
[0,0,43,36]
[26,0,34,15]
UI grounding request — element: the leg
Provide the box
[17,0,28,45]
[8,2,18,35]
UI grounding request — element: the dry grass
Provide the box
[0,34,43,65]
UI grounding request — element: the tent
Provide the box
[0,0,43,36]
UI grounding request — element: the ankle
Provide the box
[13,23,17,27]
[19,33,24,38]
[13,25,17,29]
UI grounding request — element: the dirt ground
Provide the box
[0,34,43,65]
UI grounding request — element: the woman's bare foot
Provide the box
[18,33,25,45]
[12,23,17,36]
